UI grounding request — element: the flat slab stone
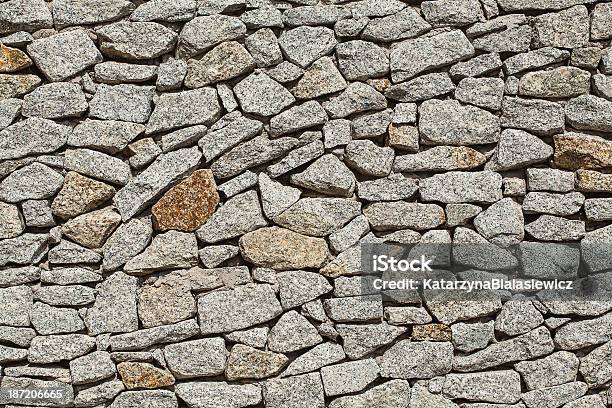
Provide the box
[146,88,221,134]
[420,171,503,204]
[0,117,70,160]
[197,283,282,334]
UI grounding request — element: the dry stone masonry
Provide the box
[1,0,612,407]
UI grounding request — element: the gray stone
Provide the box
[264,372,324,408]
[175,382,260,408]
[110,319,200,351]
[594,74,612,101]
[290,153,355,197]
[337,323,405,359]
[445,204,482,227]
[380,340,453,379]
[451,321,494,353]
[178,15,246,57]
[96,22,177,60]
[0,73,41,99]
[40,266,102,285]
[564,396,606,408]
[0,98,21,129]
[267,139,324,178]
[420,171,502,204]
[28,334,96,363]
[184,41,255,88]
[275,270,331,310]
[127,138,161,169]
[225,327,269,348]
[269,100,327,136]
[494,295,543,336]
[362,8,430,42]
[234,72,294,116]
[199,116,262,162]
[70,351,116,385]
[196,190,266,243]
[74,380,125,407]
[525,215,585,241]
[344,140,393,177]
[496,0,595,11]
[113,147,201,219]
[164,338,226,379]
[585,198,612,221]
[443,371,520,404]
[389,73,455,103]
[217,170,257,198]
[0,117,70,160]
[364,202,445,231]
[473,198,524,245]
[245,28,283,67]
[453,327,554,372]
[198,245,238,268]
[130,0,196,22]
[329,380,411,408]
[283,343,345,377]
[555,312,612,350]
[335,40,389,81]
[0,163,63,202]
[278,26,337,68]
[102,217,152,271]
[65,149,131,186]
[321,359,379,397]
[53,0,134,27]
[0,0,53,34]
[455,77,504,110]
[419,99,500,145]
[274,198,360,237]
[69,119,144,154]
[30,302,84,335]
[0,265,40,287]
[566,95,612,133]
[473,25,532,53]
[356,174,418,202]
[48,240,102,265]
[394,146,485,172]
[124,230,197,275]
[422,0,483,26]
[110,390,178,408]
[323,295,383,322]
[84,271,139,335]
[527,168,575,192]
[22,82,87,119]
[241,6,283,29]
[503,47,570,76]
[89,84,154,124]
[352,108,393,139]
[522,382,588,408]
[515,351,579,390]
[323,82,386,119]
[488,129,553,171]
[198,283,282,335]
[579,341,612,388]
[146,87,221,134]
[283,5,350,26]
[501,97,565,136]
[27,30,102,81]
[156,58,187,91]
[532,6,589,48]
[268,310,322,353]
[390,30,474,82]
[449,53,502,79]
[523,192,584,216]
[0,286,31,326]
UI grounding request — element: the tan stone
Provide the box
[554,133,612,170]
[0,44,32,73]
[367,78,391,93]
[51,172,116,220]
[239,226,329,270]
[117,362,175,390]
[225,344,288,380]
[152,169,219,232]
[138,277,196,328]
[0,74,41,99]
[388,124,419,152]
[412,324,452,342]
[61,207,122,248]
[576,170,612,193]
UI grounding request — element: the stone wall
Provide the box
[1,0,612,406]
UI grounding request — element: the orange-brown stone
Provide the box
[152,169,219,231]
[0,44,32,73]
[412,324,452,341]
[117,362,175,389]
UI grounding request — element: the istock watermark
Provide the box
[358,242,612,303]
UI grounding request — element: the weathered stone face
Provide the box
[152,169,219,231]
